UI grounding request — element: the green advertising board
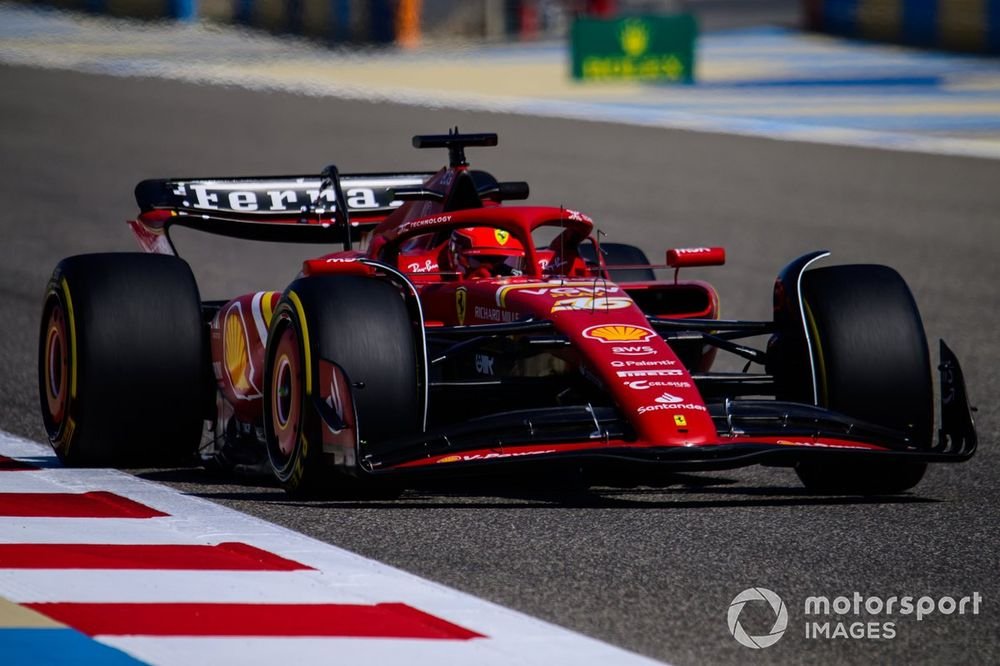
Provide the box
[571,14,697,83]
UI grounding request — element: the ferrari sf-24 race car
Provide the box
[39,131,977,495]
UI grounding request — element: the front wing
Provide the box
[359,342,976,477]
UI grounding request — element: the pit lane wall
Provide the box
[803,0,1000,53]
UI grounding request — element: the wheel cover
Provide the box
[43,303,69,425]
[270,324,302,460]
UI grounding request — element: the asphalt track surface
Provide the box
[1,63,998,664]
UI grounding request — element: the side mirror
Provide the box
[666,247,726,268]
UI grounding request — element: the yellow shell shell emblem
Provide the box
[584,324,654,343]
[494,229,510,245]
[224,312,252,392]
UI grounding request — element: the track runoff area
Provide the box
[0,432,662,666]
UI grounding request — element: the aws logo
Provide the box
[620,19,650,57]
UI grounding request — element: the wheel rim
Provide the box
[43,302,69,425]
[270,324,302,460]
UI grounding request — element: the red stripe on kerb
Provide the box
[0,455,37,470]
[27,603,486,640]
[0,491,167,518]
[0,542,312,571]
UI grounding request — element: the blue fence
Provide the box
[804,0,1000,53]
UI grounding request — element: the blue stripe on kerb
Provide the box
[0,628,147,665]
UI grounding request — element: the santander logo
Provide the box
[654,392,684,404]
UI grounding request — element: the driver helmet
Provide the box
[449,227,525,278]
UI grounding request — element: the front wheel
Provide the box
[773,264,933,494]
[263,275,421,496]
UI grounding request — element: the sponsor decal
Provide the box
[564,209,592,223]
[674,247,713,255]
[610,359,676,367]
[401,214,452,233]
[223,305,261,398]
[473,305,519,323]
[624,380,692,390]
[455,287,467,325]
[168,182,408,213]
[551,296,632,312]
[324,257,360,263]
[616,369,684,377]
[637,401,706,415]
[474,354,495,376]
[775,440,870,449]
[674,415,687,427]
[495,282,619,307]
[494,229,511,245]
[611,345,655,356]
[654,392,684,404]
[583,324,656,343]
[621,19,649,56]
[406,259,438,273]
[436,449,557,464]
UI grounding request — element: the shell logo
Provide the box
[583,324,655,343]
[224,311,253,392]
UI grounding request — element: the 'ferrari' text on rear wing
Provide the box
[130,171,434,254]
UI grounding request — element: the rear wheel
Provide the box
[787,265,933,494]
[38,253,206,466]
[263,276,420,496]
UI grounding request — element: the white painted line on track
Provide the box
[0,431,666,665]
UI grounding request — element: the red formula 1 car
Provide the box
[39,132,977,495]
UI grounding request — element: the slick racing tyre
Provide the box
[264,276,420,496]
[39,253,206,466]
[790,265,933,494]
[578,242,655,282]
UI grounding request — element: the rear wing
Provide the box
[131,171,434,254]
